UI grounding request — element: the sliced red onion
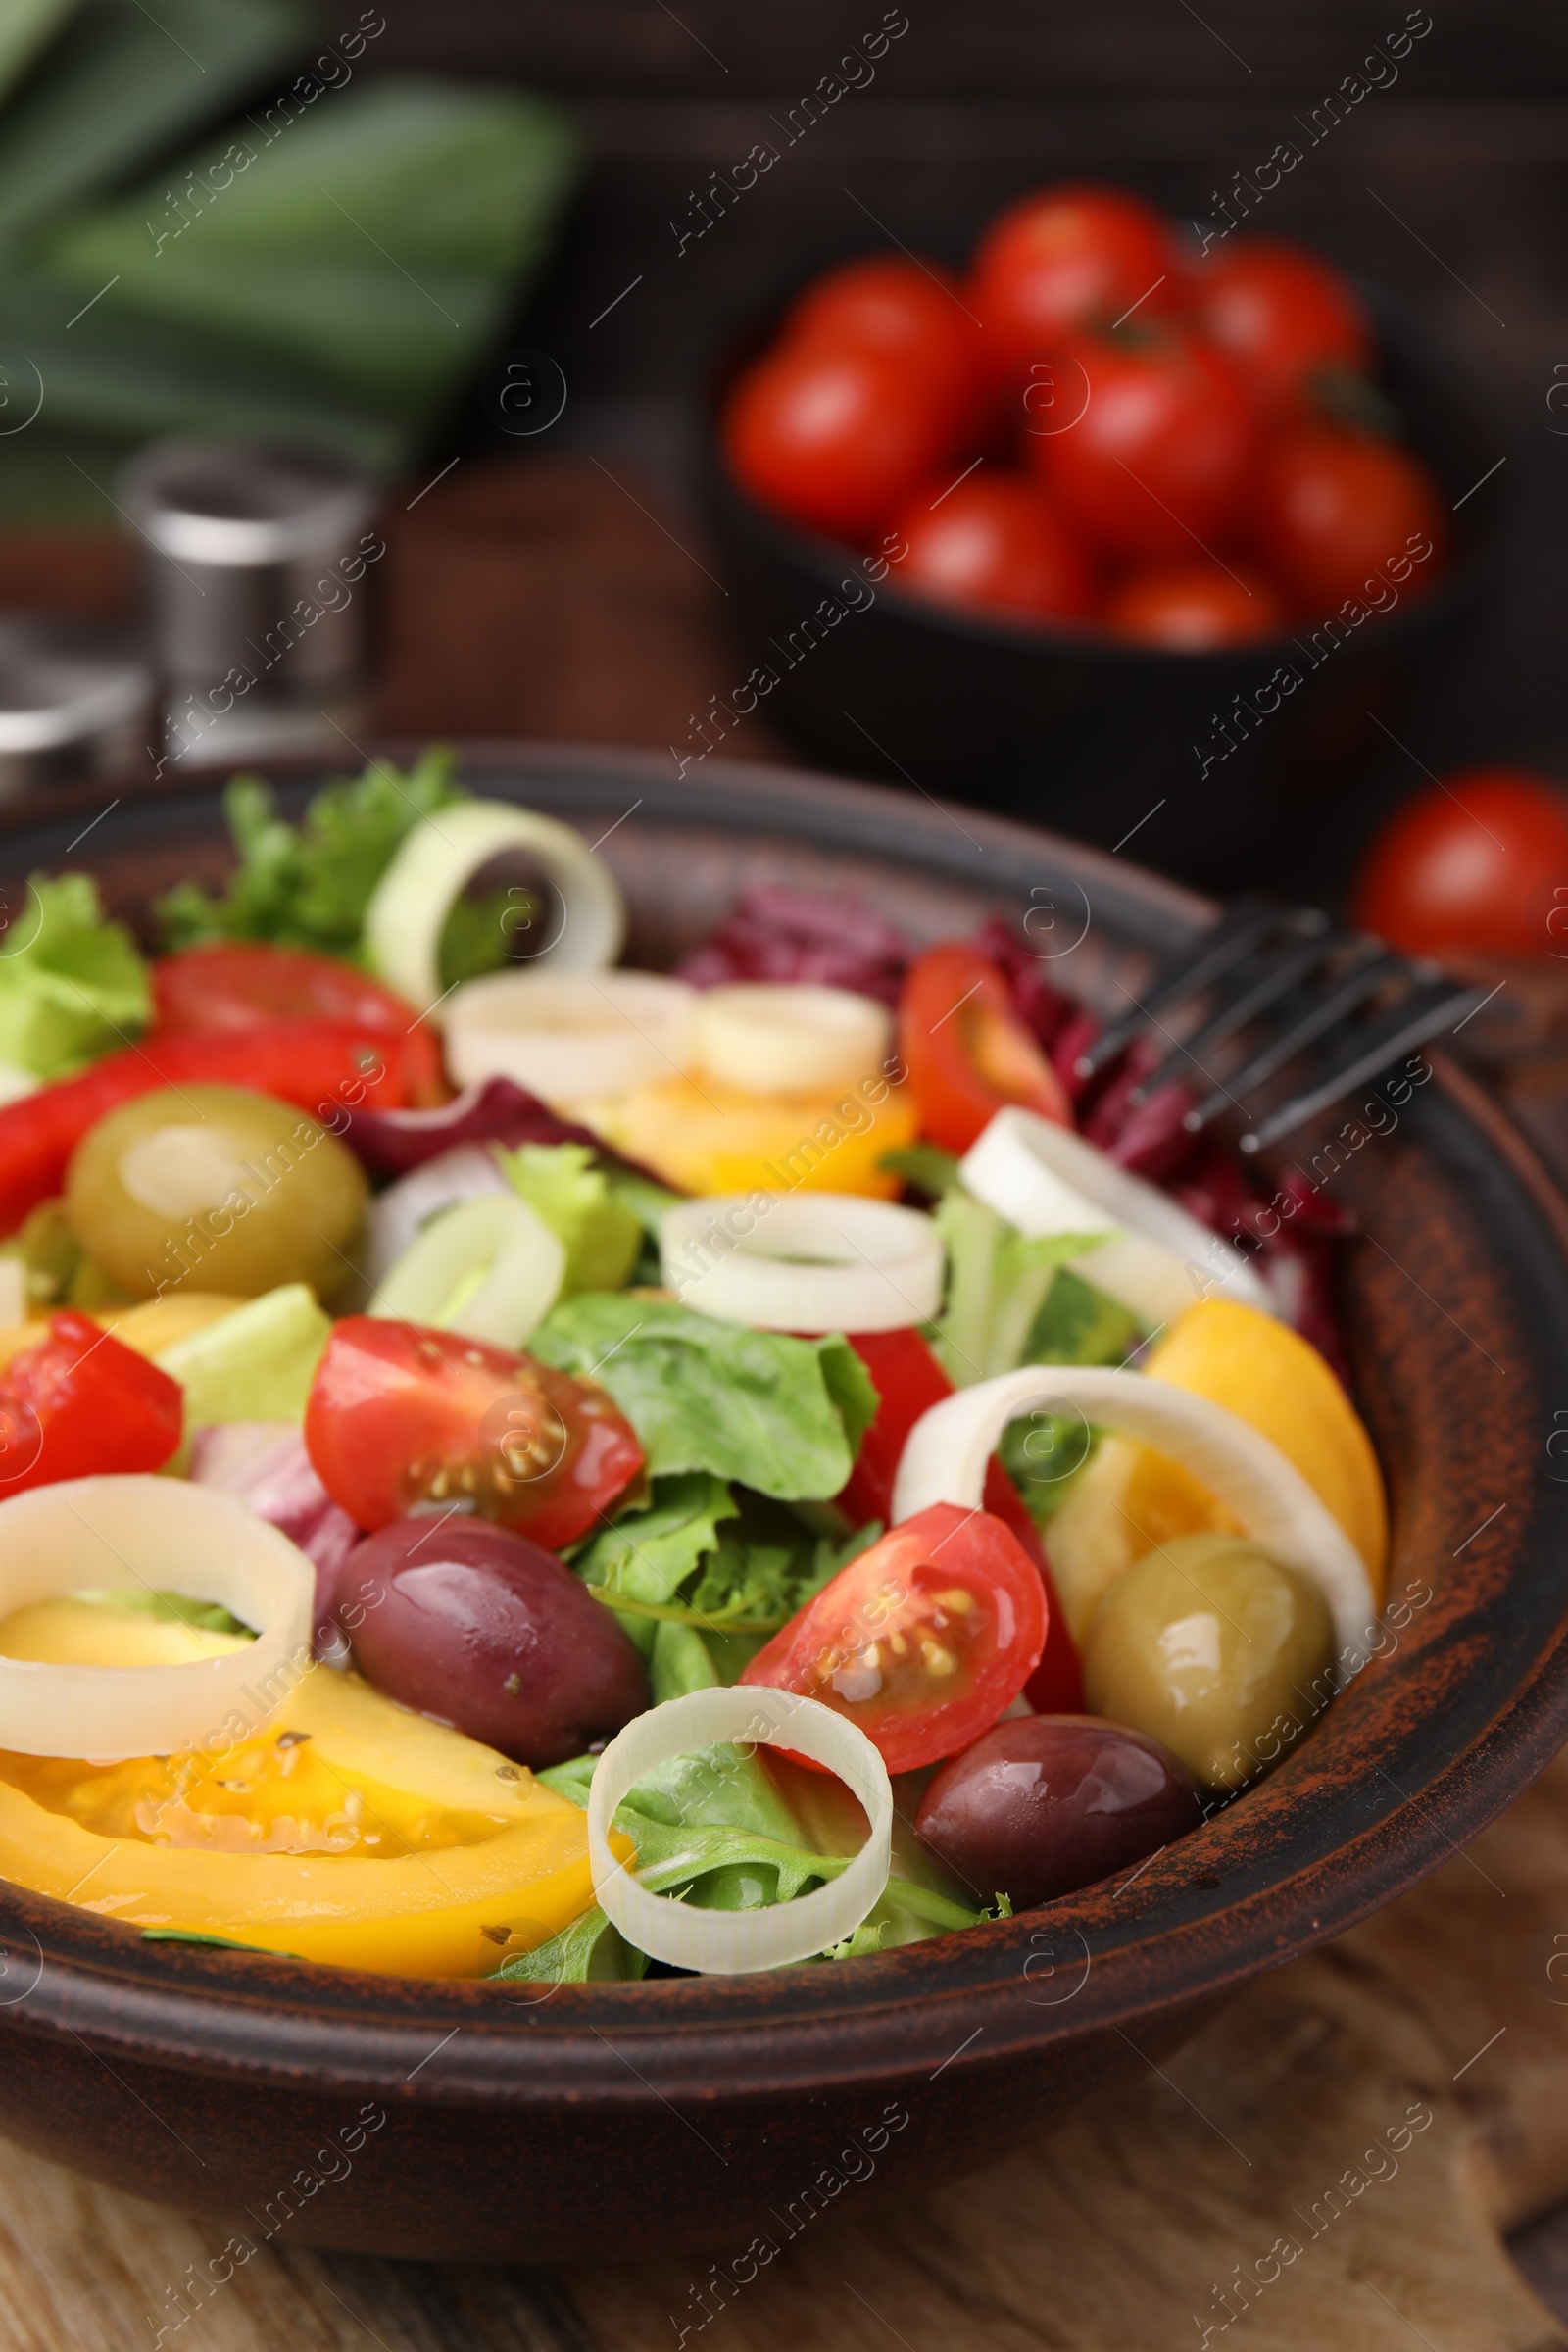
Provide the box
[189,1422,362,1651]
[345,1076,667,1188]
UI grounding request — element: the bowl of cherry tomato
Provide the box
[706,184,1515,888]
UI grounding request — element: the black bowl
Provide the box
[701,293,1519,890]
[0,743,1563,2266]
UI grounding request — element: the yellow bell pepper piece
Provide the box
[1045,1298,1388,1643]
[88,1292,248,1357]
[0,1599,627,1978]
[579,1076,918,1200]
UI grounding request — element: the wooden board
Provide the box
[0,1748,1563,2351]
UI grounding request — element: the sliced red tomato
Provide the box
[304,1317,644,1554]
[153,946,444,1105]
[0,1311,182,1493]
[898,941,1071,1154]
[838,1326,1083,1714]
[0,1019,436,1239]
[739,1500,1046,1773]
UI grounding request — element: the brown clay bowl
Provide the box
[0,742,1563,2267]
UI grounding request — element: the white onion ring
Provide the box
[444,969,696,1106]
[370,1191,565,1348]
[588,1687,892,1974]
[891,1364,1374,1656]
[363,1142,511,1288]
[0,1477,316,1760]
[959,1107,1274,1331]
[661,1192,944,1333]
[365,799,626,1014]
[692,984,891,1096]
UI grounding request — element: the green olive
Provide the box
[65,1085,367,1302]
[1081,1533,1335,1793]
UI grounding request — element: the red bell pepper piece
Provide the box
[0,1018,434,1238]
[838,1326,1084,1714]
[0,1311,182,1493]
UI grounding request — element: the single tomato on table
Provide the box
[785,256,988,444]
[898,941,1070,1153]
[1030,325,1258,560]
[968,183,1183,382]
[887,473,1094,625]
[739,1500,1047,1772]
[0,1311,182,1492]
[721,339,954,541]
[1353,767,1568,958]
[1193,238,1371,418]
[304,1317,644,1553]
[1253,424,1446,612]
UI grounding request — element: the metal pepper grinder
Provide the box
[119,439,381,770]
[0,617,156,803]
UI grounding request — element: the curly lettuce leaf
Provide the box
[0,871,149,1078]
[531,1296,877,1500]
[499,1141,641,1295]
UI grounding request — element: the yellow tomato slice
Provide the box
[579,1075,918,1199]
[1046,1298,1388,1642]
[0,1598,625,1977]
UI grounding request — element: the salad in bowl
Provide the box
[0,748,1396,1986]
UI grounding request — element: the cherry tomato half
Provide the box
[1353,767,1568,958]
[722,339,954,541]
[968,183,1183,382]
[1253,424,1447,614]
[1107,560,1287,649]
[786,256,988,443]
[887,472,1095,626]
[898,941,1071,1154]
[0,1311,182,1493]
[1030,326,1257,561]
[155,943,416,1037]
[839,1326,1083,1713]
[1193,238,1371,418]
[739,1500,1047,1773]
[304,1318,645,1553]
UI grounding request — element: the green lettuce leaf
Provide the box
[931,1189,1104,1385]
[155,749,462,957]
[0,871,149,1077]
[530,1297,877,1500]
[499,1142,641,1295]
[570,1471,738,1654]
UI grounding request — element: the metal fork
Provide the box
[1074,896,1486,1152]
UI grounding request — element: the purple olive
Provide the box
[914,1714,1201,1909]
[342,1517,649,1767]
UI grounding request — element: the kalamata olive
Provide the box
[342,1517,649,1766]
[1082,1532,1335,1791]
[915,1714,1200,1908]
[66,1085,367,1301]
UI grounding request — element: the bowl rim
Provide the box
[702,279,1521,667]
[0,741,1563,2108]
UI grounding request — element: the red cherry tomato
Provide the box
[839,1327,1083,1713]
[0,1020,438,1240]
[969,183,1183,383]
[153,944,445,1105]
[899,941,1072,1153]
[887,472,1095,626]
[739,1501,1047,1773]
[785,256,988,442]
[1253,425,1447,614]
[1030,326,1258,561]
[304,1318,644,1553]
[0,1312,182,1493]
[1107,560,1287,649]
[722,339,954,541]
[1353,768,1568,957]
[1193,238,1372,418]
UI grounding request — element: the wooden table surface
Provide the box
[5,456,1568,2348]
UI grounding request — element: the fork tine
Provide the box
[1129,914,1341,1102]
[1238,977,1486,1153]
[1181,945,1400,1131]
[1073,894,1281,1078]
